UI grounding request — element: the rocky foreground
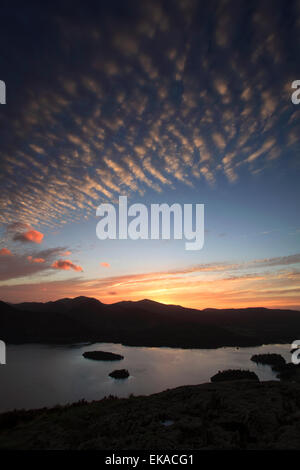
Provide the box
[1,380,300,449]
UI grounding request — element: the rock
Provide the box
[109,369,130,379]
[83,351,124,361]
[210,369,259,382]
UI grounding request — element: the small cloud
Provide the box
[51,259,83,272]
[0,248,12,256]
[13,230,44,244]
[61,250,72,256]
[100,262,110,268]
[27,256,45,263]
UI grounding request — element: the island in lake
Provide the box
[251,353,286,369]
[109,369,130,379]
[251,353,300,380]
[83,351,124,361]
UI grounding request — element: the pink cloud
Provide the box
[14,229,44,244]
[100,262,110,268]
[51,259,83,272]
[27,256,45,263]
[0,246,74,282]
[0,248,12,256]
[61,250,72,256]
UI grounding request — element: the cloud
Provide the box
[0,248,12,256]
[0,254,49,281]
[27,256,45,263]
[13,230,44,244]
[251,254,300,268]
[0,1,298,229]
[1,257,299,310]
[0,246,72,281]
[6,222,31,232]
[100,262,110,268]
[1,251,293,291]
[51,259,83,272]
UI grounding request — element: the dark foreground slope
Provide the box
[1,380,300,449]
[1,297,300,348]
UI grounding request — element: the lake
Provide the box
[0,342,292,412]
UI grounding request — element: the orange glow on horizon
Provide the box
[1,269,299,311]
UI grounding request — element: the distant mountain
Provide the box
[0,297,300,348]
[15,296,104,313]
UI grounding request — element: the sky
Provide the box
[0,0,299,309]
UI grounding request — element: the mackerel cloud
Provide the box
[0,0,299,227]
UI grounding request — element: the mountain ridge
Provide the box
[1,296,300,348]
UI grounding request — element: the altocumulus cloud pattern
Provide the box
[0,0,299,228]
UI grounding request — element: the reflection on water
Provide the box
[0,342,291,412]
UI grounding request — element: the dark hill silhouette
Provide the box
[1,297,300,347]
[1,380,300,449]
[16,296,104,313]
[0,300,86,343]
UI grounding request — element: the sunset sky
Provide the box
[0,0,299,309]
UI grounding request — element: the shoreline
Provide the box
[3,339,294,350]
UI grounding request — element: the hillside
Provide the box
[0,297,300,348]
[0,380,300,449]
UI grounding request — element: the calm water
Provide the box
[0,343,292,412]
